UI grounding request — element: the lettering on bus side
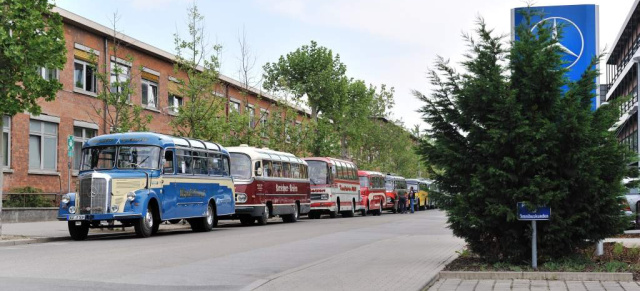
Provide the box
[339,185,357,192]
[276,184,299,192]
[179,189,206,198]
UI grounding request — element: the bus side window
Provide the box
[223,155,230,176]
[176,149,192,174]
[291,163,299,178]
[163,150,174,174]
[283,162,291,178]
[263,160,272,177]
[255,160,262,177]
[192,151,208,175]
[273,161,282,178]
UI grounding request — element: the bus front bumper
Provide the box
[310,201,337,212]
[57,213,143,221]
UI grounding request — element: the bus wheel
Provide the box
[68,221,89,241]
[361,202,367,217]
[343,202,355,218]
[256,206,269,225]
[329,199,340,218]
[283,203,299,223]
[377,203,383,216]
[190,202,215,232]
[135,204,154,238]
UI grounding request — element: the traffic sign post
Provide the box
[67,135,73,193]
[517,202,551,270]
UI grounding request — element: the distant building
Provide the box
[1,7,308,193]
[604,0,640,160]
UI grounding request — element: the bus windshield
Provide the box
[81,146,161,170]
[230,153,252,180]
[359,176,368,188]
[307,161,329,185]
[385,180,394,192]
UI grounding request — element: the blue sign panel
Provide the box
[512,5,599,110]
[517,202,551,221]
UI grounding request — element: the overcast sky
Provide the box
[54,0,635,130]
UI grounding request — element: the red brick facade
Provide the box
[1,8,308,193]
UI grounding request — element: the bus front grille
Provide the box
[78,177,108,214]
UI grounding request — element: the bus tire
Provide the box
[329,199,340,218]
[377,202,383,216]
[256,205,269,225]
[343,201,355,218]
[283,203,299,223]
[135,204,154,238]
[68,221,89,241]
[361,201,368,217]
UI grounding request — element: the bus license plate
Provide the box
[68,215,86,221]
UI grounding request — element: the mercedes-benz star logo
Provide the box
[531,17,584,69]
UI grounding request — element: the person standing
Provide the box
[398,193,407,214]
[408,186,416,214]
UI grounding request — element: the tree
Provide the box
[0,0,66,235]
[415,13,632,261]
[170,3,225,141]
[263,41,348,122]
[90,12,151,133]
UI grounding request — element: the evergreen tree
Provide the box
[414,13,633,261]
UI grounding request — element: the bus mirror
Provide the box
[256,167,263,176]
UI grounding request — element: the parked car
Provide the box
[626,187,639,229]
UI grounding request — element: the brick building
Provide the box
[1,7,308,193]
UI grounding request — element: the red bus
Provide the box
[227,145,311,225]
[384,175,407,213]
[357,170,386,216]
[304,157,362,219]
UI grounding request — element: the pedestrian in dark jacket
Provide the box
[398,193,407,214]
[409,187,416,214]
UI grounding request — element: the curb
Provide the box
[0,236,68,247]
[438,271,634,282]
[420,250,463,291]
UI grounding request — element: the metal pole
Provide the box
[67,161,71,193]
[596,240,604,256]
[532,220,537,270]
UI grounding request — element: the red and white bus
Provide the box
[384,175,407,213]
[357,170,386,216]
[227,145,311,225]
[304,157,362,219]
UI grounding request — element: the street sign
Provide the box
[517,202,551,221]
[67,135,74,157]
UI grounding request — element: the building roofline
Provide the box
[605,0,640,64]
[52,6,310,117]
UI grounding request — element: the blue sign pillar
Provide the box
[512,5,599,110]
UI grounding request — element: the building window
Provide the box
[74,59,96,93]
[39,67,59,81]
[110,62,130,94]
[260,110,269,137]
[229,100,240,112]
[2,116,10,169]
[73,126,97,170]
[169,95,183,113]
[246,104,255,128]
[141,79,158,109]
[29,120,58,171]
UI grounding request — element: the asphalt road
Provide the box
[0,210,463,291]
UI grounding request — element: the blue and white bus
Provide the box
[58,132,235,240]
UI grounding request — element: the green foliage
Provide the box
[5,187,50,207]
[170,3,225,141]
[0,0,66,117]
[415,11,631,262]
[9,186,43,193]
[613,243,625,256]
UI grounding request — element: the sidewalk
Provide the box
[428,279,640,291]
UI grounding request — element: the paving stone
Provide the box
[457,280,479,291]
[439,279,463,291]
[548,280,568,291]
[531,280,549,291]
[430,279,446,291]
[475,280,496,291]
[583,281,606,291]
[619,282,640,291]
[601,281,624,291]
[493,279,513,291]
[513,279,531,291]
[565,281,587,291]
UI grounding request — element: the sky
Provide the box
[54,0,635,131]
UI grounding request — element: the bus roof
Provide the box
[303,157,357,167]
[226,145,306,164]
[406,178,428,184]
[385,175,406,181]
[83,132,228,154]
[358,170,384,177]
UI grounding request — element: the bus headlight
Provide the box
[236,193,247,203]
[321,194,329,200]
[69,206,76,214]
[111,205,119,213]
[61,194,70,204]
[386,197,392,203]
[127,191,136,202]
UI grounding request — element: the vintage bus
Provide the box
[304,157,362,219]
[227,145,311,225]
[384,175,407,213]
[58,132,235,240]
[406,178,429,211]
[357,170,386,216]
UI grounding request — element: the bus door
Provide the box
[161,149,178,219]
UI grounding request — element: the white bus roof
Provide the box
[226,145,306,165]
